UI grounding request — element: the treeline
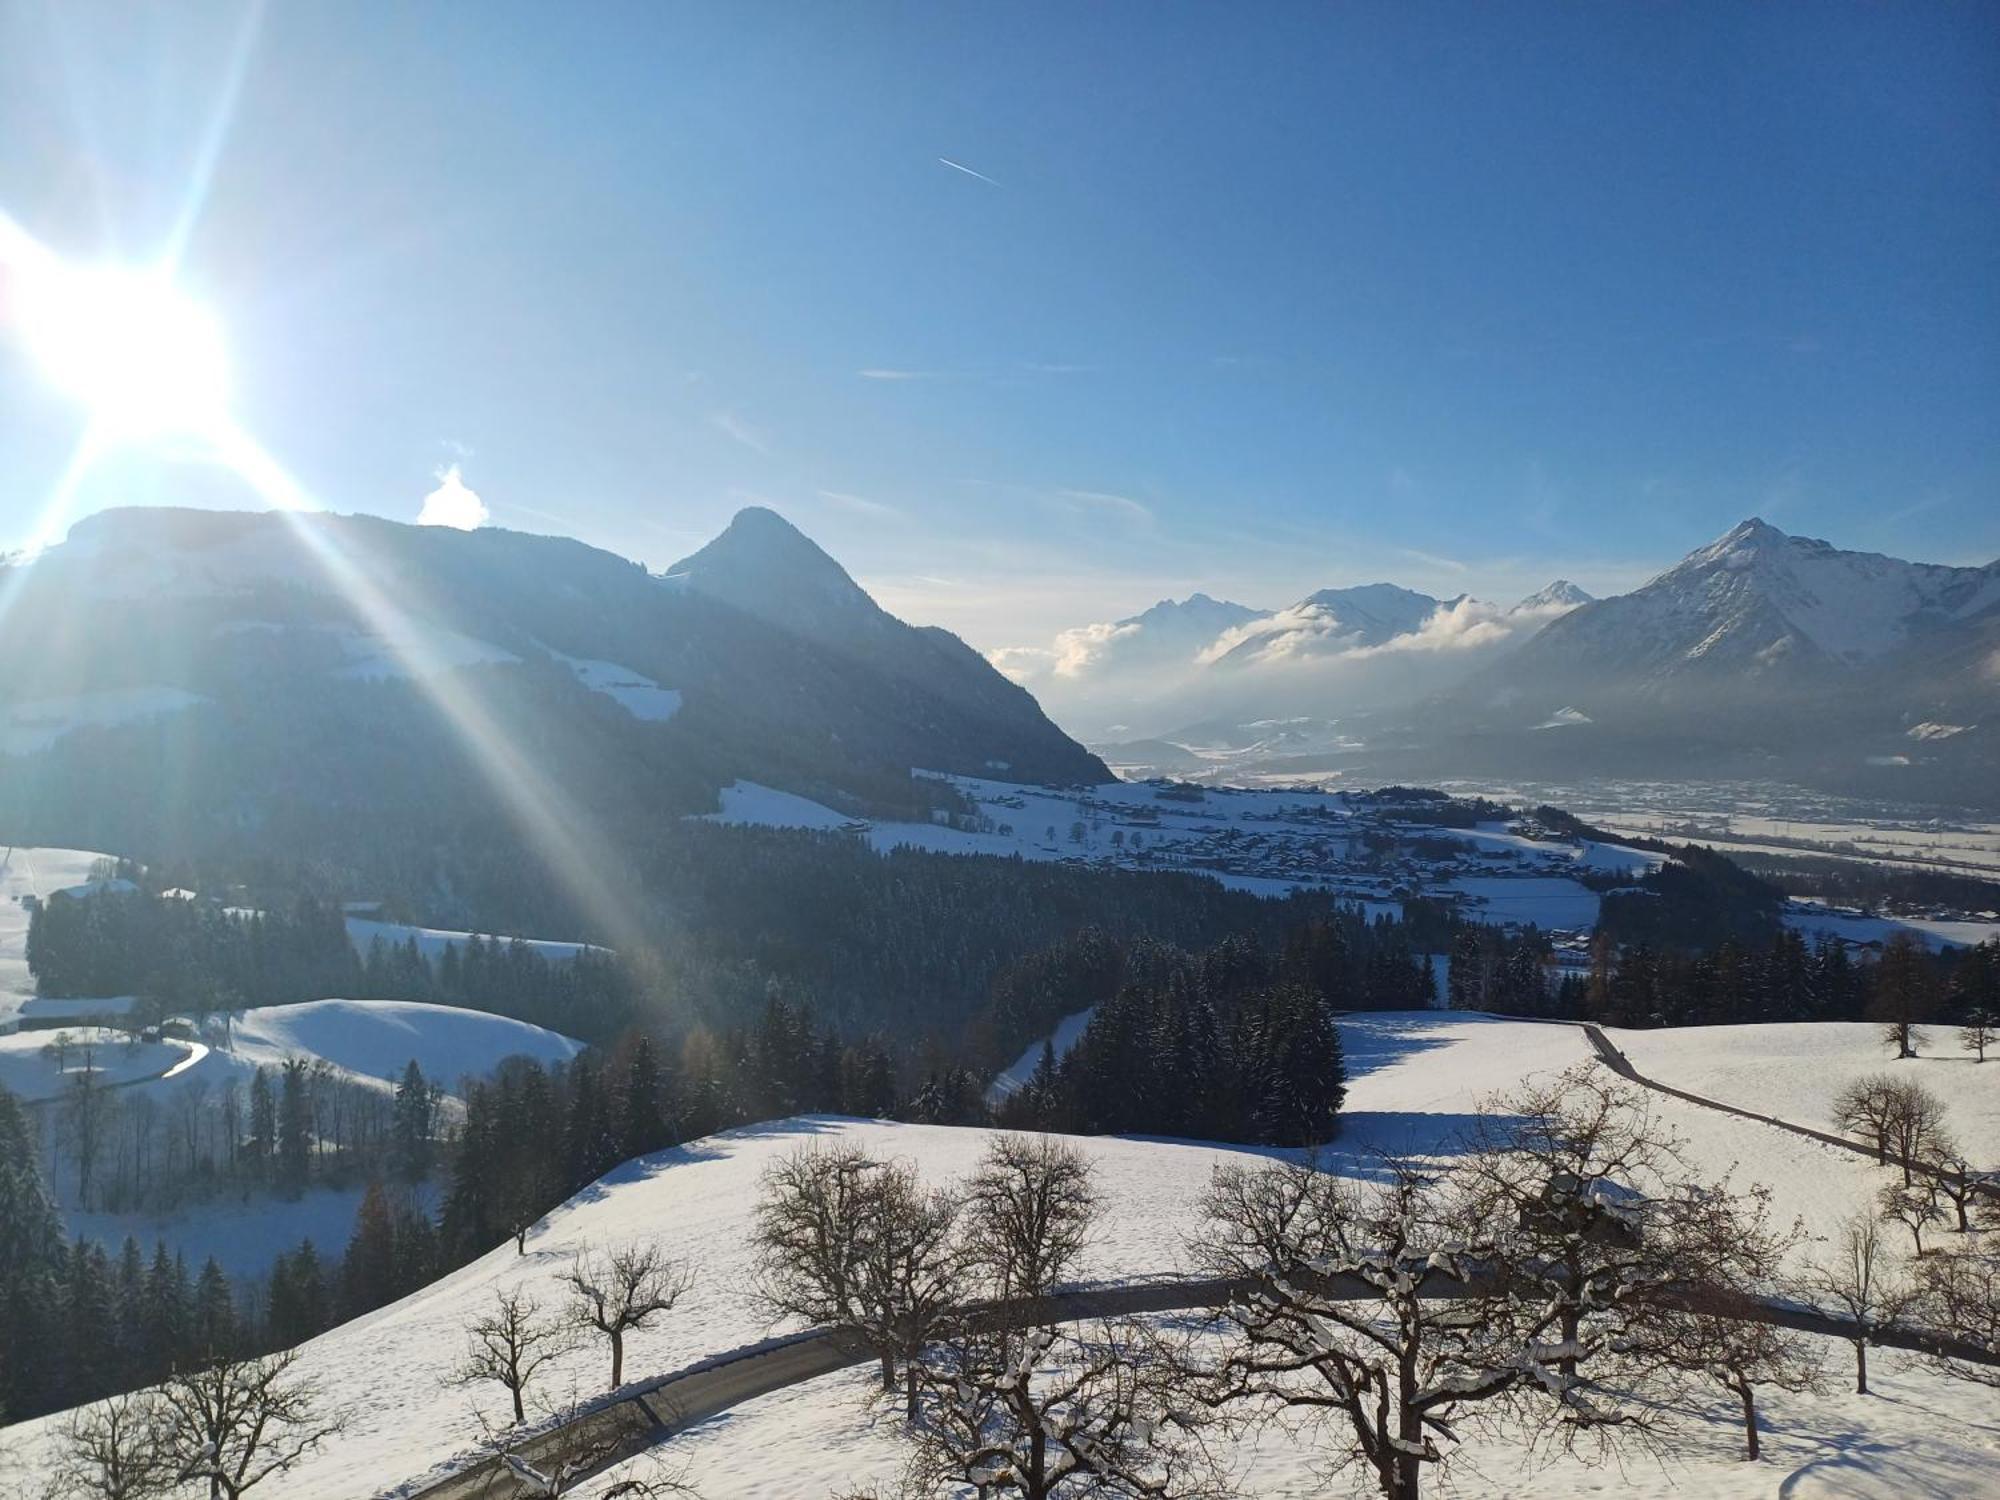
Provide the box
[3,1080,444,1423]
[27,886,634,1039]
[40,1048,443,1213]
[993,911,1429,1143]
[648,823,1371,1058]
[1449,924,2000,1033]
[1733,850,2000,919]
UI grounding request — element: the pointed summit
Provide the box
[664,507,880,634]
[1515,579,1594,612]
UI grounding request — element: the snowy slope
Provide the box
[0,1026,195,1101]
[222,999,586,1096]
[1615,1021,2000,1163]
[14,1012,1996,1500]
[0,845,116,1028]
[346,917,603,964]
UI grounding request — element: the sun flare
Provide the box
[15,261,230,438]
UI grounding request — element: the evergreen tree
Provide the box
[390,1059,436,1183]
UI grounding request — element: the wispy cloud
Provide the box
[1399,547,1467,575]
[1056,488,1154,526]
[857,368,940,381]
[938,156,1001,187]
[1022,361,1095,375]
[707,410,771,456]
[817,488,904,519]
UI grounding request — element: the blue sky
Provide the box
[0,1,1994,650]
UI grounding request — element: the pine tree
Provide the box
[618,1034,669,1160]
[192,1256,237,1362]
[342,1182,398,1318]
[278,1057,313,1195]
[390,1060,436,1183]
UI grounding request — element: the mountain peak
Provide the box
[664,507,877,628]
[1516,579,1594,611]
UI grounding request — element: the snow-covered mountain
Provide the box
[1208,582,1455,666]
[1509,519,1999,684]
[1436,519,2000,801]
[0,506,1109,920]
[1001,575,1591,742]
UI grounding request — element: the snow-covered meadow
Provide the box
[8,1012,1994,1500]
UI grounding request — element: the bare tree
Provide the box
[1883,1080,1949,1187]
[1832,1075,1948,1183]
[857,1161,967,1420]
[42,1394,170,1500]
[1962,1008,1998,1063]
[1925,1145,1983,1234]
[153,1351,343,1500]
[561,1243,694,1391]
[1877,1182,1946,1258]
[751,1143,966,1414]
[1194,1156,1542,1500]
[1912,1249,2000,1390]
[1801,1215,1915,1394]
[1628,1189,1819,1461]
[753,1143,885,1380]
[1455,1067,1712,1401]
[963,1135,1100,1301]
[910,1321,1219,1499]
[454,1287,578,1425]
[1831,1075,1902,1165]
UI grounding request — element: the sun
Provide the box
[15,261,231,438]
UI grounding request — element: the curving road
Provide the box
[393,1270,1999,1500]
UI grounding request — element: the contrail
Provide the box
[938,156,1000,187]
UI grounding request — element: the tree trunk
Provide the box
[879,1352,895,1393]
[610,1328,624,1389]
[511,1381,525,1425]
[1855,1339,1868,1395]
[1738,1383,1759,1461]
[905,1359,919,1421]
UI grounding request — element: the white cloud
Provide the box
[416,464,489,530]
[986,644,1057,684]
[856,368,938,381]
[1049,619,1144,678]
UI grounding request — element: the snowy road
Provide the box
[398,1273,1999,1500]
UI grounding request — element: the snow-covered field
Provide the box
[1614,1021,2000,1164]
[707,775,1650,936]
[0,844,116,1029]
[9,1013,1995,1500]
[0,1025,196,1101]
[219,998,586,1097]
[1782,897,2000,953]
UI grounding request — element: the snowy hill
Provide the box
[10,1013,1995,1499]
